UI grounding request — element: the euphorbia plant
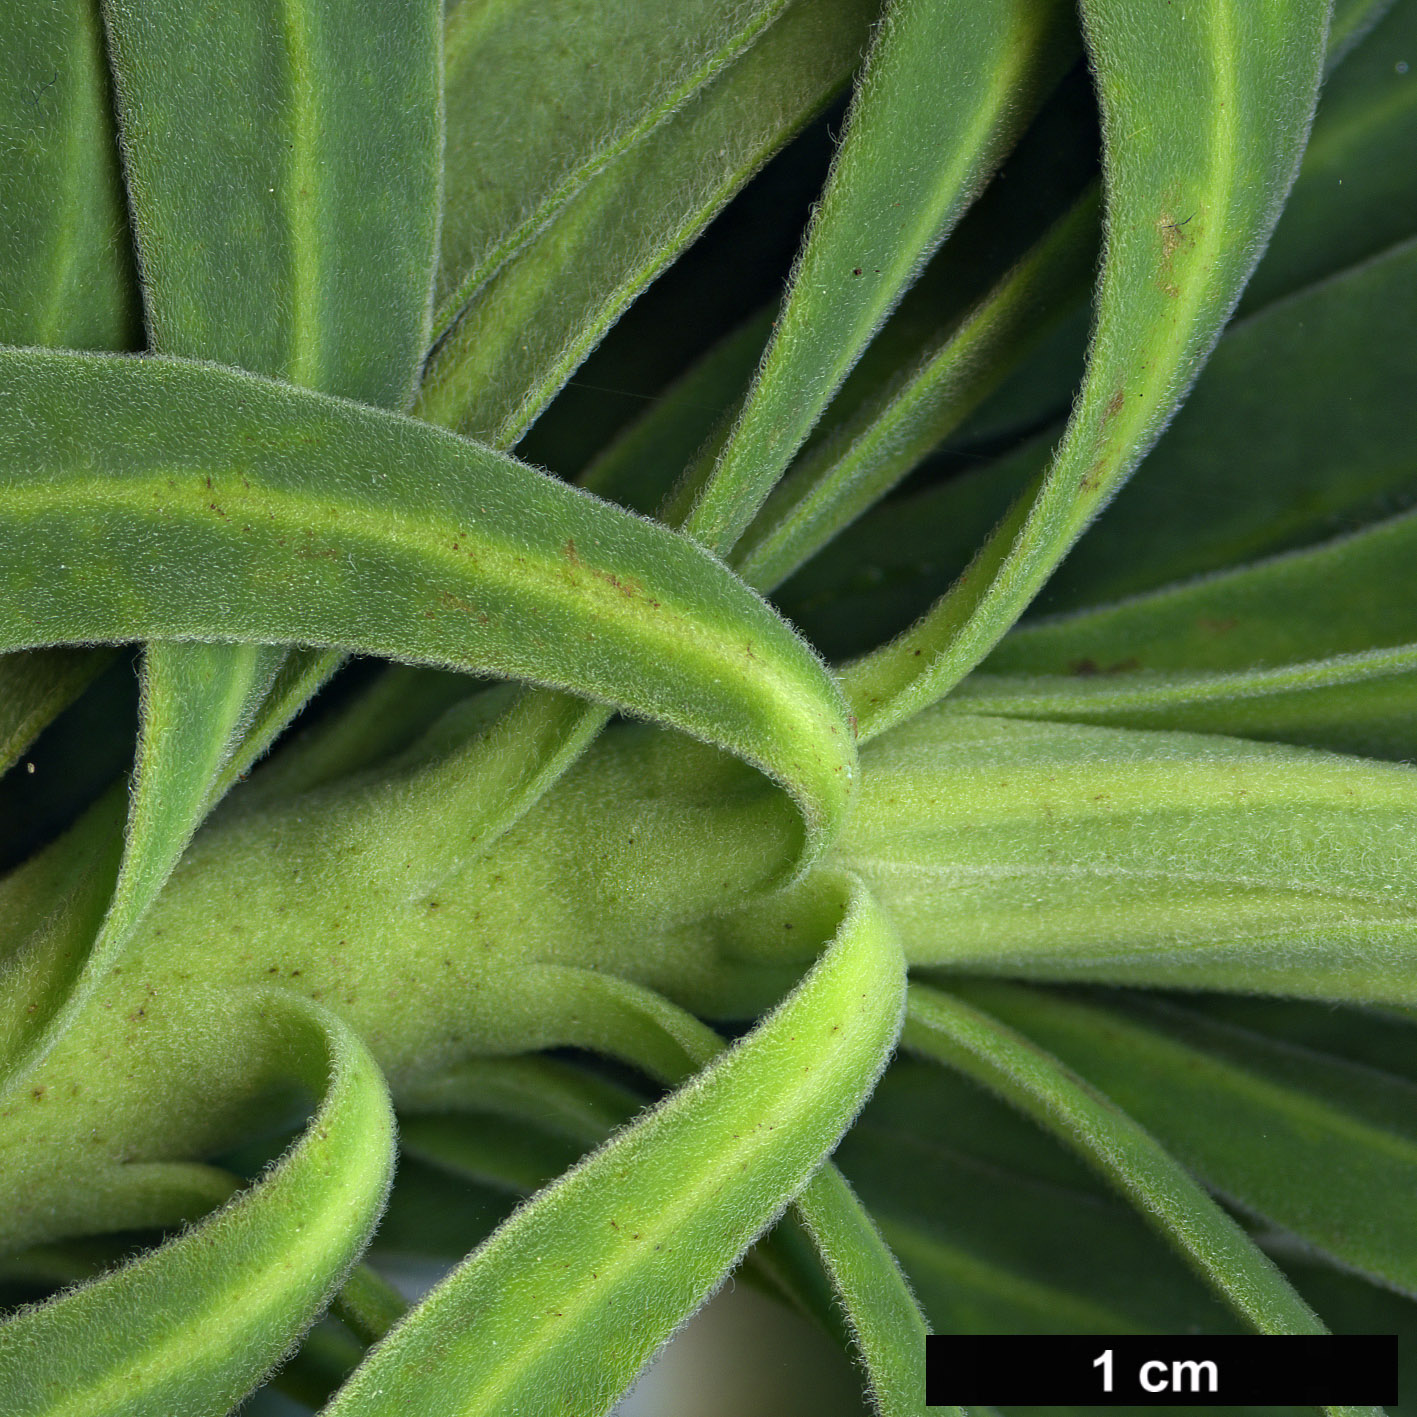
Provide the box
[2,0,1416,1412]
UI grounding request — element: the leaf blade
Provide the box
[0,992,395,1417]
[904,982,1326,1337]
[0,349,856,875]
[323,880,905,1417]
[842,0,1331,737]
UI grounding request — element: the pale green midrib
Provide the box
[38,54,88,349]
[27,1071,383,1416]
[2,474,805,693]
[847,855,1417,913]
[280,0,324,389]
[958,646,1417,710]
[859,754,1417,813]
[341,949,885,1410]
[874,1214,1152,1334]
[431,0,792,340]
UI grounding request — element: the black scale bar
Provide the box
[926,1334,1399,1406]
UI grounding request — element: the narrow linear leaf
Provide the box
[509,932,933,1417]
[0,350,856,874]
[578,308,778,518]
[842,0,1331,739]
[956,985,1417,1302]
[28,0,445,1092]
[779,230,1417,664]
[680,0,1076,557]
[733,187,1100,592]
[0,2,138,788]
[836,711,1417,1006]
[0,992,395,1417]
[416,0,880,443]
[390,1065,882,1389]
[0,2,136,352]
[945,0,1407,453]
[1241,0,1417,312]
[102,0,441,404]
[235,664,485,805]
[1328,0,1402,64]
[435,0,793,336]
[955,500,1417,733]
[328,1267,408,1348]
[345,0,881,874]
[0,644,291,1088]
[903,983,1327,1339]
[323,879,905,1417]
[396,1054,645,1149]
[792,1163,934,1417]
[1037,233,1417,615]
[839,1066,1243,1335]
[0,1157,239,1258]
[400,1114,588,1198]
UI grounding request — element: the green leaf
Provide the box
[0,2,138,793]
[944,0,1409,454]
[841,0,1331,738]
[0,1156,238,1259]
[28,0,446,1095]
[1035,233,1417,614]
[733,187,1099,592]
[955,500,1417,737]
[838,1061,1243,1335]
[0,1,137,352]
[837,711,1417,1006]
[435,0,793,338]
[1328,0,1402,64]
[578,308,778,518]
[0,349,856,874]
[415,0,880,443]
[396,1054,645,1149]
[779,230,1417,666]
[322,879,904,1417]
[903,983,1327,1338]
[102,0,441,404]
[255,0,881,860]
[1242,0,1417,312]
[400,1113,587,1198]
[508,945,934,1417]
[678,0,1076,557]
[0,991,395,1416]
[954,984,1417,1302]
[0,644,295,1088]
[402,967,933,1415]
[791,1163,932,1417]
